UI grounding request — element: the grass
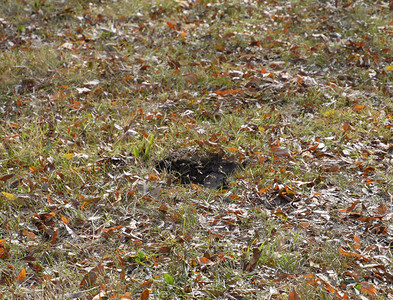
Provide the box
[1,0,393,298]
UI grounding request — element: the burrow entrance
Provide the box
[157,152,239,189]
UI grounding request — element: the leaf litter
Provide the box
[1,0,393,299]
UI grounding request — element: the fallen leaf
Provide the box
[197,256,214,266]
[352,104,365,112]
[158,203,168,213]
[244,248,262,272]
[62,153,74,159]
[17,268,26,283]
[140,289,150,300]
[0,174,14,181]
[271,146,291,158]
[216,44,224,51]
[288,289,302,300]
[2,191,17,201]
[360,282,377,295]
[61,214,69,225]
[140,280,153,288]
[184,73,198,84]
[385,65,393,71]
[80,265,103,288]
[164,273,174,285]
[51,229,58,244]
[23,229,37,240]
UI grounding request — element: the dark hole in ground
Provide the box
[157,153,239,189]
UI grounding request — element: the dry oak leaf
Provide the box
[80,263,104,288]
[17,268,26,283]
[197,256,214,266]
[244,248,262,272]
[288,290,302,300]
[271,146,291,158]
[140,289,151,300]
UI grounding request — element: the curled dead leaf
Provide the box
[197,256,213,266]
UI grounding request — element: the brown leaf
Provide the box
[79,263,102,288]
[140,280,153,288]
[271,146,291,158]
[197,256,213,266]
[51,229,58,244]
[216,44,224,51]
[343,122,351,131]
[184,73,198,84]
[140,288,150,300]
[244,248,262,272]
[288,289,302,300]
[158,203,168,213]
[344,201,359,213]
[360,282,377,295]
[80,270,98,287]
[22,229,37,240]
[0,174,14,182]
[352,104,365,112]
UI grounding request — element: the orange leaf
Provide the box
[214,88,243,96]
[180,29,187,37]
[140,288,150,300]
[227,147,238,153]
[140,280,153,288]
[360,282,377,295]
[61,214,69,225]
[148,174,159,181]
[167,22,180,31]
[325,284,336,293]
[197,256,213,266]
[29,166,37,172]
[288,290,302,300]
[353,235,360,244]
[299,222,310,228]
[216,44,224,51]
[17,268,26,283]
[23,229,37,240]
[259,183,272,194]
[0,242,10,259]
[352,104,365,112]
[339,248,363,259]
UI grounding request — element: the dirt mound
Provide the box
[157,153,238,189]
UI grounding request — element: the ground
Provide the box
[1,0,393,299]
